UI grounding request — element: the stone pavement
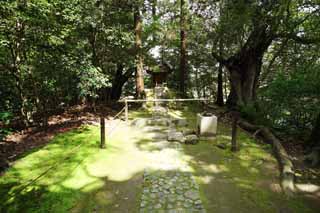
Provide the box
[138,115,206,213]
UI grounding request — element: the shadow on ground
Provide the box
[1,107,319,213]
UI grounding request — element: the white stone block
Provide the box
[197,114,218,136]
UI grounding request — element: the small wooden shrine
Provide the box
[146,62,172,86]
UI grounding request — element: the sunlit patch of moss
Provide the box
[180,107,316,213]
[0,124,150,213]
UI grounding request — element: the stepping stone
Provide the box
[185,134,199,145]
[172,118,188,127]
[168,131,185,143]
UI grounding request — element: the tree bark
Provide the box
[179,0,187,97]
[213,23,274,108]
[134,5,145,98]
[110,65,134,101]
[216,61,224,106]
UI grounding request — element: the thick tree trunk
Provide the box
[109,65,133,101]
[134,5,145,98]
[179,0,187,97]
[226,56,262,107]
[213,23,274,108]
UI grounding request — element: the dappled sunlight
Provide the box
[168,110,183,119]
[296,183,320,194]
[0,124,149,212]
[177,113,317,212]
[1,107,318,212]
[198,175,215,184]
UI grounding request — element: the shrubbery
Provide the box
[258,65,320,138]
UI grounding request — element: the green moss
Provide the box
[177,107,316,213]
[0,106,317,213]
[0,125,147,213]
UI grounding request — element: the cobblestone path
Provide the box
[139,121,206,213]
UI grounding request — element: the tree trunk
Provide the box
[179,0,187,97]
[216,0,224,106]
[216,62,224,106]
[134,5,145,98]
[213,23,274,108]
[110,65,133,101]
[226,56,263,107]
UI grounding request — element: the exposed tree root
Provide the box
[238,120,295,195]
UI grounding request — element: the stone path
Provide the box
[138,111,206,212]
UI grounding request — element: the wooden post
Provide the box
[231,111,240,152]
[125,100,128,122]
[100,117,106,149]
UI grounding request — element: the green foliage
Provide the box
[259,65,320,135]
[77,66,110,98]
[0,111,13,140]
[0,112,13,125]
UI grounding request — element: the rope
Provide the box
[111,107,126,120]
[4,135,89,202]
[105,106,126,137]
[5,107,127,201]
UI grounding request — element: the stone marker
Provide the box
[197,113,217,137]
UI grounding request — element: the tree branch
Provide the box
[211,50,227,65]
[278,33,320,44]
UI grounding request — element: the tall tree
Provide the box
[179,0,187,97]
[134,2,145,98]
[212,1,320,108]
[216,39,224,106]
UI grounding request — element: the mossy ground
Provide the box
[0,105,317,212]
[169,104,317,213]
